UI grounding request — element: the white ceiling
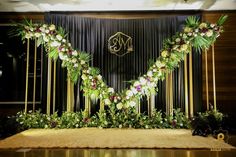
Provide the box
[0,0,235,12]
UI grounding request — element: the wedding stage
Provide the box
[0,128,234,149]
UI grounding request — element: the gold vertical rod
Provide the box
[100,100,104,112]
[212,43,217,111]
[165,74,170,115]
[169,72,173,115]
[88,96,91,116]
[33,39,37,112]
[85,96,90,117]
[189,48,194,117]
[46,58,52,115]
[205,49,209,110]
[147,96,150,116]
[184,55,189,118]
[71,81,74,112]
[24,39,30,113]
[52,60,56,113]
[150,94,155,116]
[67,78,71,112]
[135,98,140,114]
[85,96,88,116]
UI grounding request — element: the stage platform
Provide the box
[0,128,234,149]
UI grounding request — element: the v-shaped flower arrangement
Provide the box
[15,15,227,110]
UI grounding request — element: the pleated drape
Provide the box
[44,13,202,114]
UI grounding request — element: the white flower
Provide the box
[62,39,66,43]
[24,26,30,30]
[45,29,49,34]
[80,60,85,65]
[134,81,140,87]
[56,34,63,41]
[49,24,56,31]
[59,53,66,60]
[147,71,153,77]
[104,99,111,105]
[200,33,205,36]
[180,44,188,51]
[43,24,47,28]
[116,103,123,110]
[39,27,45,32]
[25,33,31,39]
[126,96,130,100]
[175,38,180,43]
[195,28,199,33]
[139,77,147,85]
[129,101,136,107]
[68,43,71,47]
[157,71,162,77]
[43,36,49,42]
[97,75,102,80]
[71,58,77,63]
[210,24,215,28]
[126,90,133,97]
[131,87,138,94]
[119,124,122,128]
[50,41,61,47]
[34,32,41,38]
[72,50,78,56]
[108,87,114,93]
[206,30,213,37]
[161,50,168,58]
[188,32,192,36]
[184,27,192,33]
[199,23,207,29]
[89,76,92,79]
[74,63,78,68]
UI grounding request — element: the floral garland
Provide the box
[16,16,227,110]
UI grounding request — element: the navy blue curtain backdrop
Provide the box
[44,13,202,114]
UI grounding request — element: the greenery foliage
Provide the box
[16,108,190,130]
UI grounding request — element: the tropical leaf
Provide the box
[90,67,100,76]
[79,51,91,63]
[48,48,59,60]
[192,35,209,51]
[185,16,200,27]
[217,15,228,26]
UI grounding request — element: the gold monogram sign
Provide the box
[108,32,133,57]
